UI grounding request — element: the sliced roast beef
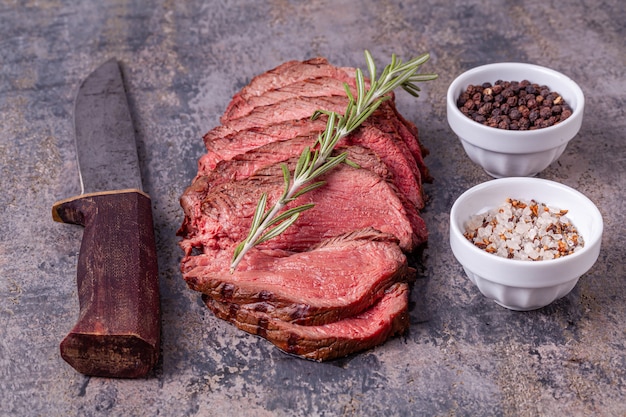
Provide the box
[179,159,422,255]
[202,281,410,362]
[197,123,323,176]
[209,95,348,144]
[343,120,425,208]
[207,93,415,168]
[221,75,430,180]
[179,56,431,361]
[201,103,425,207]
[222,61,430,183]
[181,140,427,253]
[222,57,354,123]
[183,228,410,325]
[224,77,353,123]
[196,138,390,192]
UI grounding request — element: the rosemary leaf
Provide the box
[303,149,321,179]
[293,147,310,179]
[291,181,327,200]
[280,163,291,198]
[249,193,268,236]
[309,153,349,179]
[355,68,366,108]
[256,213,300,244]
[343,83,355,103]
[344,158,361,169]
[267,203,316,226]
[365,51,377,82]
[230,241,246,266]
[347,99,385,131]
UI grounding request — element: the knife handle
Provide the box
[52,189,160,378]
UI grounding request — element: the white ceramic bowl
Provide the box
[449,177,603,311]
[447,63,585,178]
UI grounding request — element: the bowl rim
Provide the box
[446,62,585,140]
[449,177,603,286]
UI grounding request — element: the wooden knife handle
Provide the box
[52,189,160,378]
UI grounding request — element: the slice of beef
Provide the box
[182,139,377,240]
[180,143,427,267]
[343,119,425,208]
[209,95,349,145]
[222,57,354,123]
[179,159,421,255]
[206,93,415,168]
[224,77,353,123]
[201,98,425,208]
[222,62,430,183]
[200,96,347,177]
[371,99,431,183]
[202,281,410,362]
[197,123,325,177]
[195,137,391,192]
[339,66,432,182]
[182,228,410,325]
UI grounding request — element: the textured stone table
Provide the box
[1,1,624,416]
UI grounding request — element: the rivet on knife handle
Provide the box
[52,189,160,378]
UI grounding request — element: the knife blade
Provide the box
[52,59,160,378]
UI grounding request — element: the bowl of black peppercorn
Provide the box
[446,63,584,177]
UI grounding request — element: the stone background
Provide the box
[1,1,624,416]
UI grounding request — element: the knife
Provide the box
[52,59,160,378]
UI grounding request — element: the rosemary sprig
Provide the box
[230,50,437,272]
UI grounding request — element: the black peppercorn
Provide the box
[509,108,522,121]
[473,114,486,123]
[478,103,493,115]
[456,80,573,130]
[539,106,552,119]
[506,96,518,107]
[519,117,530,130]
[519,105,530,119]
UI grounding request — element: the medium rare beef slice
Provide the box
[201,95,425,208]
[222,72,430,182]
[209,95,349,145]
[344,120,425,208]
[222,57,354,122]
[200,118,426,209]
[202,282,410,362]
[207,93,413,166]
[198,117,329,173]
[387,102,432,182]
[180,160,420,255]
[340,66,431,182]
[194,138,393,196]
[220,58,429,183]
[224,77,353,123]
[182,228,411,325]
[180,142,427,255]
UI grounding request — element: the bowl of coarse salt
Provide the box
[449,177,603,311]
[446,62,584,178]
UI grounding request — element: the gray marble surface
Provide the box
[1,1,625,416]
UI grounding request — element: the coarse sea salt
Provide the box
[463,198,584,261]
